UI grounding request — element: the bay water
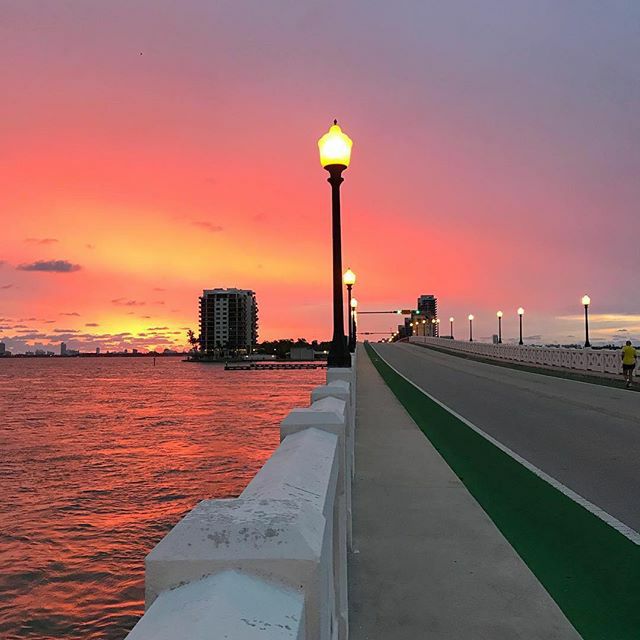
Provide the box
[0,356,324,639]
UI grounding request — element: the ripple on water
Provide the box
[0,357,324,638]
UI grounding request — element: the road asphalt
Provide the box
[374,342,640,533]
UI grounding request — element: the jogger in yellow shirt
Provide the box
[621,340,637,388]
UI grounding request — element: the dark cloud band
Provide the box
[17,260,81,273]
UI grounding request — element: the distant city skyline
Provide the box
[1,303,638,354]
[1,2,639,351]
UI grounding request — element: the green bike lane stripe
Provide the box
[365,342,640,640]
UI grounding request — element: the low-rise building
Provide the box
[290,346,315,361]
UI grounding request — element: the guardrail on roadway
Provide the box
[409,336,625,375]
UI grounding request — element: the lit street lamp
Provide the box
[517,307,524,345]
[318,120,353,367]
[582,295,591,348]
[343,268,356,351]
[468,314,474,342]
[449,316,454,339]
[350,297,358,351]
[497,310,503,343]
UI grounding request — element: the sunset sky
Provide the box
[1,1,639,352]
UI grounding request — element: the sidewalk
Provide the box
[348,347,582,639]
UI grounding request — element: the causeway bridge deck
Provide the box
[350,342,639,639]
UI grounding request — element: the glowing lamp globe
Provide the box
[517,307,525,316]
[343,268,356,286]
[318,120,353,168]
[351,297,358,309]
[468,314,474,321]
[582,295,591,306]
[497,310,503,318]
[449,317,454,322]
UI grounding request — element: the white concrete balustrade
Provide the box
[281,396,350,640]
[124,353,356,640]
[409,336,625,375]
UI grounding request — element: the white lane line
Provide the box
[371,344,640,546]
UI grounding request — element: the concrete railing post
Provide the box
[242,427,341,640]
[126,570,306,639]
[325,370,356,473]
[310,381,354,549]
[144,497,330,639]
[281,398,349,640]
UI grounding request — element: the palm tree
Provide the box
[186,329,200,352]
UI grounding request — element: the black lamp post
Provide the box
[347,286,353,346]
[450,317,454,339]
[517,307,524,345]
[497,311,503,344]
[582,295,591,348]
[343,268,356,352]
[351,298,358,350]
[319,121,353,368]
[468,314,474,341]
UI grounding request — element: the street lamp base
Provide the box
[328,335,351,367]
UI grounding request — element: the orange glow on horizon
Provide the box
[1,4,638,351]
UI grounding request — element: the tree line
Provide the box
[186,329,331,360]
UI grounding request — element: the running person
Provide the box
[621,340,637,388]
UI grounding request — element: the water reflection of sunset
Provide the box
[0,357,324,638]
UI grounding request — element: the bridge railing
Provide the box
[124,352,357,640]
[408,336,624,375]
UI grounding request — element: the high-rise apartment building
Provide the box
[0,342,5,355]
[417,294,437,318]
[417,294,438,336]
[199,288,258,355]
